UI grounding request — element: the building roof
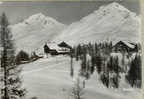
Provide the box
[122,41,135,49]
[47,42,70,53]
[58,41,71,49]
[113,41,135,49]
[48,43,61,50]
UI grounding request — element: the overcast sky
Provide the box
[0,0,140,25]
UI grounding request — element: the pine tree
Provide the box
[70,49,74,78]
[0,13,26,99]
[90,56,95,74]
[95,55,102,74]
[113,57,119,88]
[126,54,141,87]
[94,43,98,54]
[106,56,120,88]
[76,44,82,61]
[80,53,87,77]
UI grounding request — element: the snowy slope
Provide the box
[55,2,140,45]
[21,56,141,99]
[11,13,66,53]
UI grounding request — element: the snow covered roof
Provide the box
[113,41,135,49]
[46,42,71,53]
[47,43,61,50]
[58,41,71,48]
[122,41,135,49]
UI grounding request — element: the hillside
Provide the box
[21,55,141,99]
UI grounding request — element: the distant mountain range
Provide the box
[11,2,140,53]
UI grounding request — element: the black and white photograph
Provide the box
[0,0,142,99]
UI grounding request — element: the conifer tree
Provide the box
[94,55,102,74]
[126,54,141,87]
[70,49,74,78]
[0,13,26,99]
[107,56,120,88]
[76,44,82,61]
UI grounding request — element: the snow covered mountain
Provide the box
[55,2,140,45]
[11,13,66,53]
[11,2,140,53]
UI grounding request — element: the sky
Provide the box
[0,0,140,25]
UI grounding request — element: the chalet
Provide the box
[112,41,137,52]
[43,41,71,55]
[58,41,72,49]
[57,41,72,54]
[45,43,59,55]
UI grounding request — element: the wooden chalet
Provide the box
[112,41,137,52]
[44,41,71,55]
[57,41,72,54]
[58,41,72,49]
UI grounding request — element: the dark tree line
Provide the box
[126,54,141,88]
[71,41,141,88]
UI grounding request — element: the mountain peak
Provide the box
[34,12,44,17]
[57,2,139,45]
[24,13,63,26]
[12,13,66,53]
[106,2,130,12]
[80,2,136,25]
[25,13,46,22]
[96,2,130,15]
[109,2,124,7]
